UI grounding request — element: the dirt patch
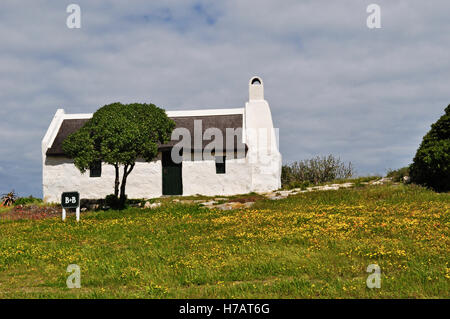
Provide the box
[228,195,263,203]
[1,205,62,220]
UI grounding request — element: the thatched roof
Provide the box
[46,114,246,156]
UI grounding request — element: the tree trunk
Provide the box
[114,163,120,197]
[119,163,135,208]
[119,165,127,206]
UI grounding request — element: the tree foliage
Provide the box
[62,102,176,207]
[409,105,450,192]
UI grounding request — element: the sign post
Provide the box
[61,192,80,222]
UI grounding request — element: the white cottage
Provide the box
[42,76,281,203]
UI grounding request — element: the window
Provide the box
[89,161,102,178]
[215,156,226,174]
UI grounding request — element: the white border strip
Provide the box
[64,113,93,119]
[61,108,245,119]
[167,108,244,117]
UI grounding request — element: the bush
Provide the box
[282,155,354,188]
[14,196,43,206]
[409,105,450,192]
[105,194,127,210]
[386,167,410,183]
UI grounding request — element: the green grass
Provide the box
[0,184,448,298]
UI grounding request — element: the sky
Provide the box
[0,0,449,197]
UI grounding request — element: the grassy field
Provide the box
[0,184,448,298]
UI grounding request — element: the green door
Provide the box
[162,150,183,195]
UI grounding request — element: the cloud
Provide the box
[0,0,449,196]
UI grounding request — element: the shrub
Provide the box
[14,196,43,206]
[386,166,410,183]
[282,155,354,188]
[105,194,127,210]
[409,105,450,192]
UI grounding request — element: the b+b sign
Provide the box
[61,192,80,209]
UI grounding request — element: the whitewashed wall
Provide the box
[182,158,252,196]
[43,157,162,203]
[43,155,253,203]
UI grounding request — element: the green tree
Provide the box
[62,102,176,207]
[409,104,450,192]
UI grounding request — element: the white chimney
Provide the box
[249,76,264,101]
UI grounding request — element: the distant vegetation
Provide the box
[1,192,43,207]
[281,155,354,189]
[410,104,450,192]
[386,166,410,183]
[14,196,43,206]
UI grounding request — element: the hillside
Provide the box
[0,183,448,298]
